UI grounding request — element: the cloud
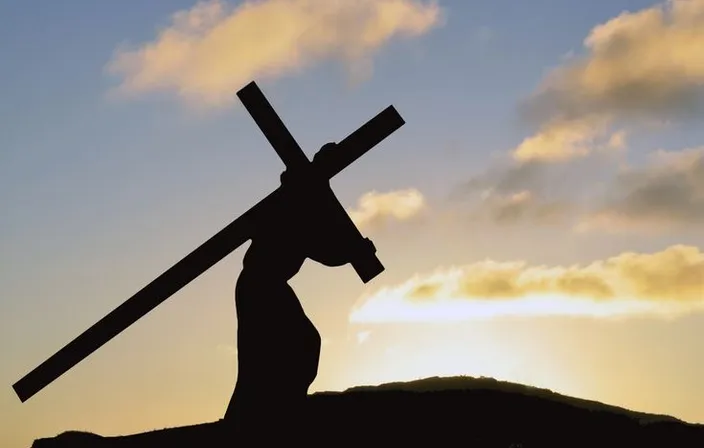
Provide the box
[106,0,442,107]
[348,188,427,230]
[511,117,626,162]
[452,107,630,224]
[576,146,704,233]
[471,189,570,226]
[454,153,618,226]
[455,164,566,226]
[521,0,704,125]
[452,103,627,226]
[349,244,704,322]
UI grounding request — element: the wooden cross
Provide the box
[12,80,405,403]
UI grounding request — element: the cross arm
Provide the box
[315,105,404,178]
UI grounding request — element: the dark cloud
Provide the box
[578,148,704,232]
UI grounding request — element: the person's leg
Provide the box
[224,381,313,442]
[226,271,319,439]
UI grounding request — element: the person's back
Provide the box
[223,144,375,440]
[234,232,321,389]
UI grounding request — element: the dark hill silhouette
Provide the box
[31,375,703,448]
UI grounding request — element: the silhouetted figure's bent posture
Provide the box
[223,145,370,441]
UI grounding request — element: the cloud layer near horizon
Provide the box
[106,0,442,107]
[350,244,704,322]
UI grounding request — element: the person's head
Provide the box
[312,142,337,170]
[243,234,307,281]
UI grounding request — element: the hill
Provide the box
[31,375,704,448]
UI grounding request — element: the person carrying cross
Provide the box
[222,143,375,442]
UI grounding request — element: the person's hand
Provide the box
[279,166,324,190]
[361,237,377,254]
[313,142,337,168]
[279,168,294,186]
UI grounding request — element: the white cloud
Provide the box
[348,188,427,230]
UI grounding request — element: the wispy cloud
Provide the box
[106,0,442,107]
[476,190,570,225]
[454,156,609,227]
[350,245,704,322]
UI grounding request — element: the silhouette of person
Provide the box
[223,143,373,441]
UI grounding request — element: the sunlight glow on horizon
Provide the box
[350,292,700,323]
[349,244,704,323]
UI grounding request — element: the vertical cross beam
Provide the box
[237,82,311,171]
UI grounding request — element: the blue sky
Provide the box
[0,0,667,270]
[2,1,704,447]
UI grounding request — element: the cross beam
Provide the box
[12,81,405,403]
[236,82,386,281]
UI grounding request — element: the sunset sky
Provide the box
[2,0,704,446]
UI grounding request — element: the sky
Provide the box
[1,0,703,446]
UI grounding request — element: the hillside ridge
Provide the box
[31,375,704,448]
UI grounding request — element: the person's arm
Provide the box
[307,241,352,267]
[307,236,376,268]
